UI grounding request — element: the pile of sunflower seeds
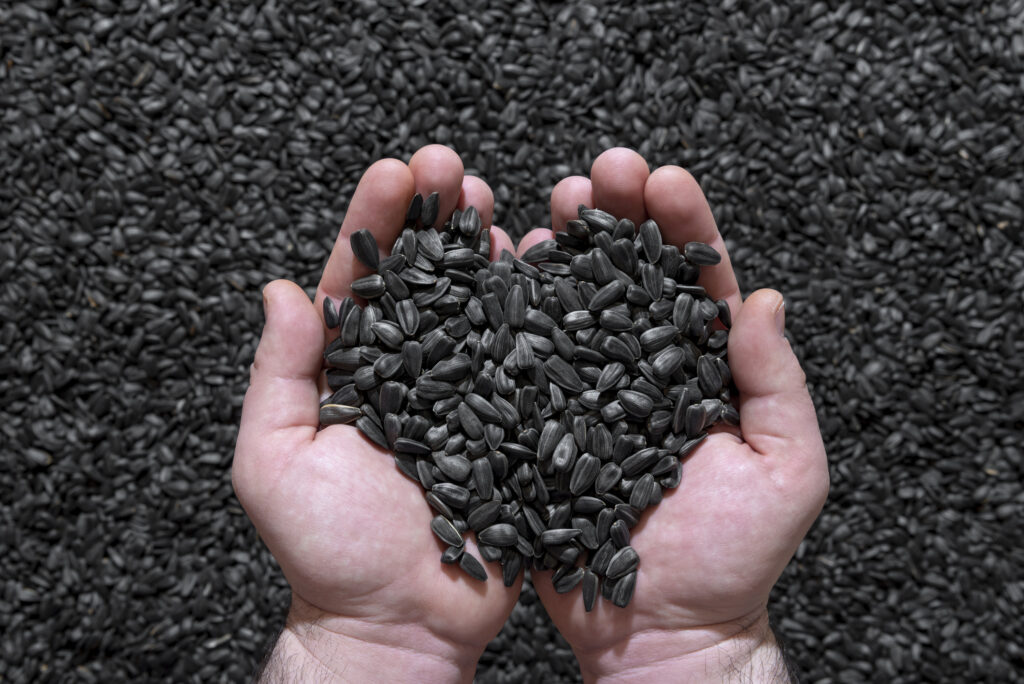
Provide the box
[319,194,736,609]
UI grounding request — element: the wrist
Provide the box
[258,595,480,683]
[577,612,792,684]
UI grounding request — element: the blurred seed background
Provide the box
[1,1,1022,681]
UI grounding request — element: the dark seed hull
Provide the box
[321,204,736,606]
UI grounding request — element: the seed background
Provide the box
[1,1,1022,682]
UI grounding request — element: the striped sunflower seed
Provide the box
[638,219,662,263]
[420,192,440,227]
[606,545,639,579]
[478,523,518,547]
[431,515,464,548]
[350,229,380,270]
[610,570,637,608]
[684,241,721,265]
[458,551,487,581]
[582,569,599,612]
[319,404,361,425]
[554,567,585,594]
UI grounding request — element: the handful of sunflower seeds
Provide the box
[320,193,737,610]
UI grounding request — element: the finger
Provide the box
[317,159,415,304]
[459,175,494,230]
[237,280,323,467]
[516,227,556,259]
[728,289,826,474]
[409,144,465,229]
[591,148,650,226]
[489,226,515,260]
[550,176,593,232]
[644,166,743,317]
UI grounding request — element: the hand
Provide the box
[520,149,829,683]
[232,146,519,683]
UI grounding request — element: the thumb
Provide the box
[728,289,825,467]
[236,280,324,467]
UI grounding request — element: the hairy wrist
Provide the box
[257,596,479,684]
[577,612,794,684]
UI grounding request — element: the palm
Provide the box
[532,434,818,651]
[244,427,517,644]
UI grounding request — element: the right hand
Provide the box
[520,149,829,682]
[232,146,520,682]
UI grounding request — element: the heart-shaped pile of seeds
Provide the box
[319,193,738,610]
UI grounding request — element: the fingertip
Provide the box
[591,148,650,225]
[516,228,557,258]
[489,226,515,260]
[460,175,495,229]
[550,176,593,231]
[409,145,465,223]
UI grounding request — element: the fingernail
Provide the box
[774,297,786,336]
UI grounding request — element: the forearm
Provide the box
[577,613,795,684]
[257,598,480,684]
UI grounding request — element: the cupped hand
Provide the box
[521,149,829,682]
[232,146,518,681]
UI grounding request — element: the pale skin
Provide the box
[232,145,829,682]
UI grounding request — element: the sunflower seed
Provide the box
[606,545,639,579]
[541,528,582,546]
[431,515,464,547]
[458,551,487,581]
[478,523,518,547]
[595,462,623,495]
[554,567,585,594]
[501,551,522,587]
[520,239,557,263]
[582,570,599,611]
[319,404,361,425]
[581,208,617,232]
[588,280,625,311]
[440,545,463,564]
[432,482,470,509]
[356,417,388,449]
[638,220,662,263]
[552,433,578,472]
[352,274,386,299]
[468,499,501,531]
[323,297,341,329]
[610,570,637,607]
[629,473,657,509]
[617,390,654,419]
[570,454,601,495]
[420,192,440,227]
[350,229,380,270]
[684,241,721,265]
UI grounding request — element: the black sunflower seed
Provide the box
[432,482,470,509]
[478,523,518,547]
[570,454,601,495]
[350,229,380,270]
[319,404,362,425]
[440,546,463,565]
[606,545,639,579]
[617,390,654,419]
[595,462,623,495]
[684,241,721,266]
[588,279,625,311]
[458,551,487,581]
[352,274,386,299]
[431,515,464,547]
[582,570,599,611]
[420,192,440,227]
[554,567,585,594]
[610,570,637,608]
[541,528,582,546]
[639,219,662,263]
